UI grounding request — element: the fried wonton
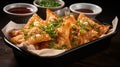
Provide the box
[9,9,110,50]
[24,13,45,29]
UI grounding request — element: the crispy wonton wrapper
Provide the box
[1,8,118,57]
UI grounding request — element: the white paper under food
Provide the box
[1,17,118,57]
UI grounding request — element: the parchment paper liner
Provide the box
[1,7,118,56]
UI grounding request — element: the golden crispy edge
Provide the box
[77,13,110,34]
[24,13,44,28]
[77,13,95,24]
[46,9,58,19]
[45,9,58,24]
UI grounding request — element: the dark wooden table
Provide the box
[0,0,120,67]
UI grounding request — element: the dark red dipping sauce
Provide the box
[8,7,32,14]
[75,8,93,13]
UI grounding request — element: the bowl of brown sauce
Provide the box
[69,3,102,18]
[3,3,38,23]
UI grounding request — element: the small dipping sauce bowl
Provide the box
[3,3,38,23]
[69,3,102,19]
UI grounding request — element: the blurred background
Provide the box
[0,0,119,24]
[0,0,119,33]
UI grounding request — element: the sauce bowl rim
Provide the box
[69,3,102,15]
[3,3,38,16]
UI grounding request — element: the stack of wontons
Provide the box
[9,9,110,50]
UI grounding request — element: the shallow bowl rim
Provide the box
[3,3,38,16]
[69,3,102,15]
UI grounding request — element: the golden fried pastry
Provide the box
[9,9,110,50]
